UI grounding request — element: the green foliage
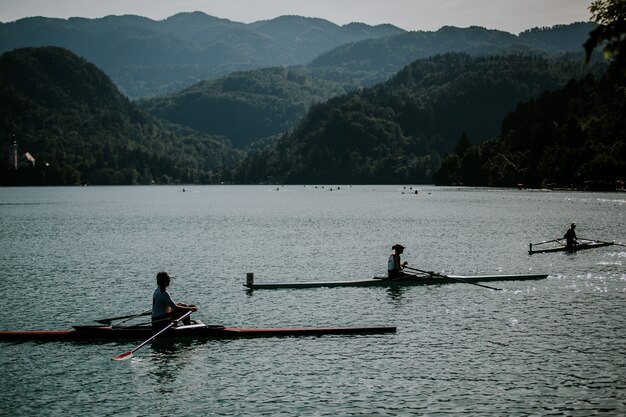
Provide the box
[584,0,626,77]
[0,47,241,185]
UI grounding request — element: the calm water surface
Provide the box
[0,185,624,416]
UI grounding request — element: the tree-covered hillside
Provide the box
[139,66,348,148]
[432,74,625,189]
[433,0,626,190]
[0,47,240,185]
[141,23,598,151]
[222,53,604,184]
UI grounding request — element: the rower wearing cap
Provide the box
[388,244,409,278]
[564,223,578,247]
[152,272,197,330]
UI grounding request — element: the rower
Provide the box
[564,223,578,247]
[152,272,197,330]
[388,244,409,279]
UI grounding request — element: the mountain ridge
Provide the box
[0,12,406,98]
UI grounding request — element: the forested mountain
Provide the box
[0,13,404,98]
[139,66,348,148]
[0,14,610,187]
[138,23,596,150]
[309,23,596,85]
[0,47,240,185]
[432,74,625,190]
[0,14,593,100]
[224,53,605,184]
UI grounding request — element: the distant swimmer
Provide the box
[564,223,578,247]
[388,244,409,278]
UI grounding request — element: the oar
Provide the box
[111,310,192,361]
[404,266,502,291]
[530,238,563,246]
[578,237,624,246]
[96,310,151,325]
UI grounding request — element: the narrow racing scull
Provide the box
[244,271,548,290]
[0,321,396,342]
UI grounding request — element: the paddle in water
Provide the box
[112,310,193,361]
[404,266,502,291]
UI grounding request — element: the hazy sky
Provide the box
[1,0,593,34]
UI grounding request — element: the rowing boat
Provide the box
[0,321,396,342]
[528,240,614,255]
[244,272,548,290]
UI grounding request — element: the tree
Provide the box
[585,0,626,76]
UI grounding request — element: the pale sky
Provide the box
[1,0,593,34]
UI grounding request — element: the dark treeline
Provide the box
[433,74,625,189]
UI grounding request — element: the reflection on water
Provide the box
[0,185,624,416]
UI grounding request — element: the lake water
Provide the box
[0,185,624,416]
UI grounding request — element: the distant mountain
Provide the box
[0,47,239,185]
[0,13,405,98]
[225,53,605,184]
[139,66,348,148]
[0,13,593,100]
[137,22,597,150]
[309,23,596,86]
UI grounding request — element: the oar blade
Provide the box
[111,351,133,361]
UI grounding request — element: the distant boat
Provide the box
[528,238,615,255]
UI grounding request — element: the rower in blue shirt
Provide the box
[152,272,197,330]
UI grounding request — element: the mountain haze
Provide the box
[0,13,404,98]
[310,23,595,85]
